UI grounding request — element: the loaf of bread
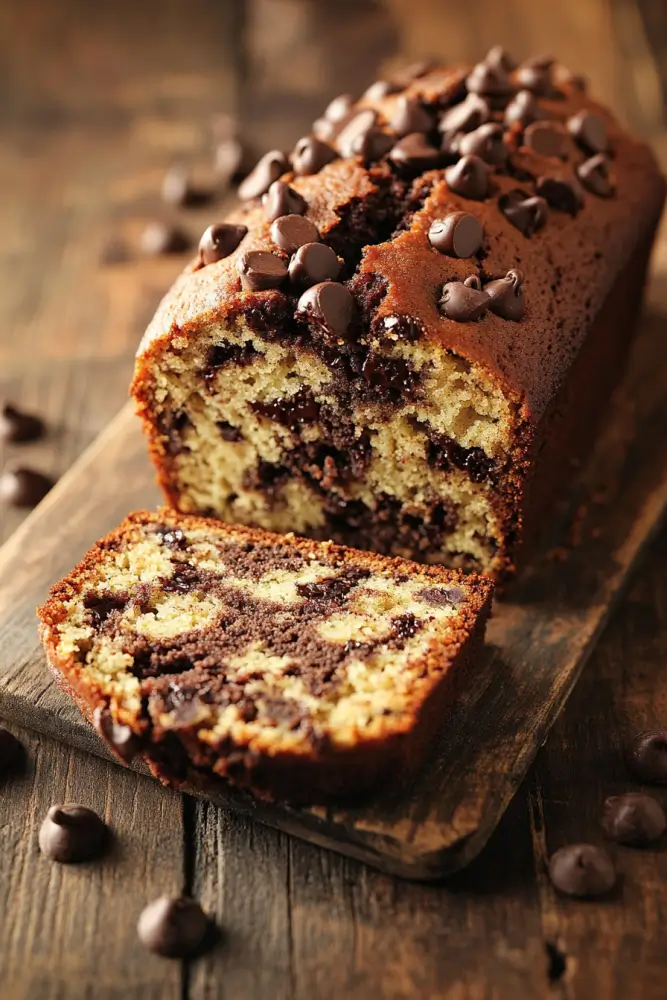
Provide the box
[132,49,665,579]
[37,509,492,802]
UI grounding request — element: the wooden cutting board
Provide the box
[1,259,667,879]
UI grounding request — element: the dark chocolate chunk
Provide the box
[523,121,568,159]
[444,155,490,200]
[348,127,394,163]
[466,61,512,96]
[324,93,355,123]
[218,422,243,442]
[457,123,507,166]
[361,354,413,395]
[205,341,258,375]
[291,136,338,176]
[484,45,517,73]
[504,89,542,128]
[0,466,54,507]
[602,793,666,845]
[198,223,248,265]
[0,403,45,443]
[418,586,464,607]
[499,189,548,236]
[536,169,584,215]
[515,57,554,96]
[567,110,608,154]
[428,211,483,258]
[137,896,211,958]
[389,96,433,137]
[363,79,402,101]
[428,434,495,483]
[296,281,354,337]
[484,269,526,321]
[335,109,377,156]
[627,729,667,784]
[270,214,320,253]
[297,573,364,602]
[288,242,340,290]
[439,94,491,136]
[84,592,126,627]
[140,221,189,255]
[0,726,22,775]
[237,251,287,291]
[262,180,308,222]
[93,706,142,764]
[388,133,440,170]
[253,389,320,429]
[548,844,616,897]
[161,165,193,206]
[238,150,288,200]
[440,279,489,322]
[380,315,423,341]
[38,804,107,864]
[577,154,615,197]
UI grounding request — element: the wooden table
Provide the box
[1,2,666,997]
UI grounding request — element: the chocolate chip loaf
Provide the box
[132,49,665,579]
[38,510,492,802]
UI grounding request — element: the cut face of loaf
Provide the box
[132,53,665,579]
[38,510,493,802]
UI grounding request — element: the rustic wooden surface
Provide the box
[1,0,667,997]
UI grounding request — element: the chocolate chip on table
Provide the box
[270,214,321,253]
[445,155,490,200]
[324,93,355,123]
[138,896,211,958]
[465,61,513,96]
[363,79,402,101]
[484,45,517,73]
[0,726,22,775]
[291,136,338,176]
[238,150,288,201]
[567,110,608,154]
[0,403,45,443]
[428,212,483,258]
[0,466,54,507]
[523,121,568,159]
[457,123,507,166]
[504,89,542,128]
[93,706,141,764]
[484,269,526,321]
[161,165,193,206]
[627,729,667,784]
[389,96,433,137]
[296,281,354,337]
[39,804,107,863]
[140,221,190,256]
[536,170,584,215]
[439,94,490,138]
[262,180,308,222]
[288,243,340,290]
[499,190,548,236]
[440,278,489,322]
[548,844,616,897]
[198,223,248,265]
[577,154,616,197]
[237,251,288,292]
[389,133,440,170]
[602,793,667,845]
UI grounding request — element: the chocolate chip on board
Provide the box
[137,896,211,958]
[237,251,288,291]
[627,729,667,784]
[0,403,45,443]
[548,843,616,897]
[602,792,667,845]
[38,804,107,864]
[0,466,54,507]
[198,223,248,265]
[428,212,483,258]
[270,214,321,253]
[288,243,341,290]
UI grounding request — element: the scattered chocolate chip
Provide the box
[140,221,189,255]
[270,214,320,253]
[214,138,245,183]
[288,243,340,290]
[484,269,526,321]
[428,211,483,258]
[349,126,394,163]
[38,804,107,863]
[567,110,608,154]
[536,169,584,215]
[418,585,464,607]
[440,279,489,322]
[0,466,54,507]
[335,109,380,157]
[484,45,517,73]
[389,133,440,170]
[499,189,548,236]
[238,150,288,201]
[389,96,433,137]
[445,155,490,200]
[296,281,354,337]
[548,844,616,897]
[291,136,338,176]
[602,793,667,845]
[504,89,542,128]
[523,121,568,158]
[439,94,491,137]
[466,61,512,96]
[324,93,355,123]
[0,726,22,775]
[363,79,402,101]
[627,729,667,784]
[0,403,45,443]
[262,180,308,222]
[93,706,142,764]
[577,153,615,197]
[237,251,287,291]
[161,165,193,206]
[198,223,248,265]
[457,123,507,166]
[515,57,554,96]
[137,896,211,958]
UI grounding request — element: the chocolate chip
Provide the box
[602,793,666,845]
[577,153,615,197]
[270,214,320,252]
[428,212,483,258]
[218,422,243,442]
[548,844,616,897]
[291,136,337,176]
[336,109,385,158]
[380,315,423,341]
[523,121,568,158]
[253,389,320,429]
[363,79,402,101]
[137,896,211,958]
[567,110,608,154]
[484,269,526,321]
[0,403,45,443]
[312,117,337,142]
[504,89,542,128]
[466,61,512,96]
[484,45,517,73]
[445,155,490,200]
[238,150,288,200]
[296,281,354,337]
[349,127,394,163]
[161,165,193,206]
[0,466,54,507]
[628,729,667,784]
[440,279,489,322]
[237,251,287,291]
[198,223,248,265]
[38,804,107,863]
[536,169,584,215]
[457,123,507,166]
[418,586,464,607]
[140,221,189,255]
[288,243,341,290]
[262,180,308,222]
[214,138,245,183]
[515,57,554,96]
[93,706,141,764]
[389,96,433,137]
[361,354,413,394]
[439,94,491,137]
[499,189,548,236]
[324,93,355,123]
[388,133,440,170]
[0,726,22,775]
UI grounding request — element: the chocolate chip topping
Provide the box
[0,403,45,443]
[628,729,667,784]
[270,214,321,253]
[0,726,22,774]
[336,110,390,161]
[536,168,584,215]
[602,793,667,845]
[291,136,338,176]
[312,117,336,142]
[238,150,288,200]
[237,250,288,291]
[444,155,490,200]
[324,93,355,123]
[465,61,512,96]
[515,57,554,96]
[93,706,142,763]
[198,223,248,265]
[484,269,526,321]
[484,45,517,74]
[288,242,341,290]
[0,466,54,507]
[38,804,107,864]
[548,844,616,897]
[504,89,542,128]
[296,281,354,337]
[567,109,608,154]
[389,96,433,137]
[137,896,211,958]
[262,180,308,222]
[428,211,483,258]
[439,94,490,137]
[499,189,548,236]
[577,153,616,197]
[363,79,402,101]
[418,586,464,607]
[389,133,440,170]
[140,221,189,256]
[161,165,193,206]
[440,278,489,322]
[523,121,568,159]
[457,123,507,166]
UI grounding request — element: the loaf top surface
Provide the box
[135,51,665,424]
